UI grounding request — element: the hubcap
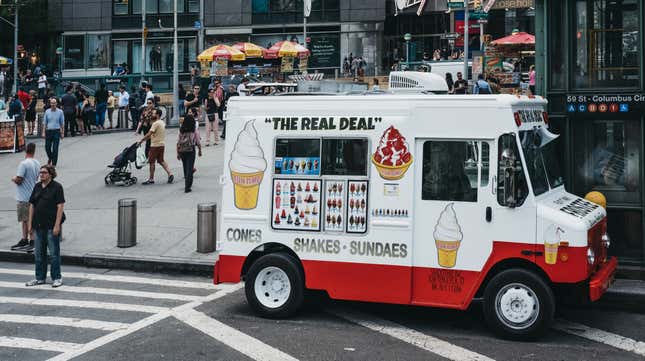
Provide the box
[495,283,539,330]
[254,266,291,309]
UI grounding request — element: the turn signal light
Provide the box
[514,112,521,127]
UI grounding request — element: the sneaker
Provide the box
[25,279,46,287]
[52,279,63,288]
[142,179,155,185]
[168,174,174,184]
[24,240,34,253]
[10,239,28,251]
[185,188,192,193]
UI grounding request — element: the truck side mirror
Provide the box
[500,147,517,208]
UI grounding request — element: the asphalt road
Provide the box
[0,262,643,361]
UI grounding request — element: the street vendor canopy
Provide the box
[264,41,310,59]
[232,42,266,58]
[490,32,535,46]
[198,44,246,62]
[0,56,13,65]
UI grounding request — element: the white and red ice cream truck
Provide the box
[214,73,616,339]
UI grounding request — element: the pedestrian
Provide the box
[107,90,116,128]
[17,87,30,109]
[128,86,140,130]
[445,73,454,94]
[528,65,536,95]
[138,108,174,185]
[0,96,5,110]
[487,74,501,94]
[222,84,238,140]
[37,72,47,103]
[178,83,186,117]
[473,74,492,94]
[0,69,5,97]
[176,111,202,193]
[136,98,156,157]
[237,78,250,96]
[372,78,380,91]
[117,85,129,128]
[94,83,108,130]
[25,164,65,288]
[42,97,65,166]
[81,94,94,135]
[11,142,40,253]
[213,79,224,133]
[60,86,78,137]
[183,85,201,120]
[453,72,468,94]
[144,83,155,104]
[8,94,23,122]
[25,91,37,135]
[204,88,220,146]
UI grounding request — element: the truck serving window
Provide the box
[274,138,321,175]
[422,141,479,202]
[321,138,368,176]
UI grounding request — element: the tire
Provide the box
[245,253,304,319]
[104,175,110,185]
[483,268,555,340]
[131,177,137,185]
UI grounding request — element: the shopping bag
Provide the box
[135,144,148,169]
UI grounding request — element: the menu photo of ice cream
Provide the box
[371,125,413,180]
[271,178,321,231]
[275,157,320,176]
[323,180,346,232]
[347,180,368,233]
[434,203,463,268]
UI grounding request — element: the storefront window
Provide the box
[114,0,129,15]
[87,35,110,69]
[573,119,641,204]
[574,0,640,88]
[548,1,565,89]
[64,35,85,70]
[113,40,128,70]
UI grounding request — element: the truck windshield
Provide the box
[519,128,565,196]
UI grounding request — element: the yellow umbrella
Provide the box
[197,44,245,62]
[232,42,265,58]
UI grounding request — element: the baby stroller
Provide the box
[105,143,146,186]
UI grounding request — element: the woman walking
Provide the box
[81,94,94,134]
[176,111,202,193]
[26,91,37,135]
[136,99,156,157]
[204,88,220,146]
[107,90,116,128]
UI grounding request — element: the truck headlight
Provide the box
[601,233,611,248]
[587,247,596,265]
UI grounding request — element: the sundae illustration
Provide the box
[229,120,267,209]
[433,203,463,268]
[372,126,413,180]
[544,225,565,265]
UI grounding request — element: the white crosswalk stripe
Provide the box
[554,320,645,357]
[0,296,169,313]
[0,336,82,353]
[0,267,216,289]
[0,280,202,301]
[0,314,129,331]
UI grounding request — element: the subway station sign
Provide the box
[566,94,645,114]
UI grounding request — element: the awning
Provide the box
[232,42,266,58]
[264,41,310,59]
[490,32,535,46]
[197,44,246,62]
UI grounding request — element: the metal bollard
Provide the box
[197,203,217,253]
[117,198,137,248]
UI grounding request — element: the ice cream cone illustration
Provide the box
[544,225,564,265]
[229,120,267,210]
[434,203,463,268]
[372,126,413,180]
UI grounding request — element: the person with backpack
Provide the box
[204,88,220,146]
[176,109,202,193]
[473,74,492,94]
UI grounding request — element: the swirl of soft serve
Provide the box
[229,120,267,173]
[433,203,463,241]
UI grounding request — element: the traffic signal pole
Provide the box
[463,0,468,84]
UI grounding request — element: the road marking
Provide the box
[0,296,168,313]
[0,314,128,331]
[0,281,201,301]
[172,308,299,361]
[330,308,495,361]
[0,267,216,289]
[49,283,244,361]
[0,336,82,353]
[554,320,645,357]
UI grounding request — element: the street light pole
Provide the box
[141,0,146,78]
[463,0,469,85]
[172,0,178,124]
[403,33,412,66]
[12,0,18,94]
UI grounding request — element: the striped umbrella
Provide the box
[197,44,245,62]
[232,42,266,58]
[0,56,13,65]
[264,41,310,59]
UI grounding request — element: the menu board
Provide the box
[324,180,346,232]
[0,119,16,153]
[15,121,25,152]
[272,178,321,231]
[275,157,320,175]
[347,180,368,233]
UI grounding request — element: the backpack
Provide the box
[177,132,195,153]
[476,80,492,94]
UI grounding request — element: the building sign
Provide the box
[308,34,340,69]
[565,94,645,114]
[491,0,534,9]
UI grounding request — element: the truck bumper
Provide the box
[589,256,617,302]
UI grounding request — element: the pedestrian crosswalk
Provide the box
[0,263,644,361]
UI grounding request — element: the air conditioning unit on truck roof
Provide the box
[388,71,449,94]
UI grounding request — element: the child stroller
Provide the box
[105,143,145,186]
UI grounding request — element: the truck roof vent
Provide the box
[388,71,449,94]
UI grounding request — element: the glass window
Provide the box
[113,40,128,71]
[159,0,184,12]
[64,35,85,70]
[498,134,529,207]
[422,141,478,202]
[481,142,489,187]
[87,35,110,69]
[114,0,129,15]
[188,0,199,12]
[270,0,297,11]
[321,139,368,176]
[132,0,157,14]
[548,0,565,89]
[132,41,142,73]
[574,0,640,88]
[275,138,320,158]
[253,0,269,12]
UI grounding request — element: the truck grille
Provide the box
[588,218,607,272]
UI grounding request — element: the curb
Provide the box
[0,250,215,277]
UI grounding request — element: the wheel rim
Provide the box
[254,266,291,309]
[494,282,540,330]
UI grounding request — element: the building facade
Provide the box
[536,0,644,266]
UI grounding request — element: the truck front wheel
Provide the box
[483,268,554,340]
[245,253,304,319]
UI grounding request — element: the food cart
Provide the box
[485,31,535,94]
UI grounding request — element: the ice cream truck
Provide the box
[214,72,616,339]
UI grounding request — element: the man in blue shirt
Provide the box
[11,142,40,252]
[42,98,65,166]
[7,95,23,120]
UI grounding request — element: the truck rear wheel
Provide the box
[483,268,554,340]
[245,253,304,319]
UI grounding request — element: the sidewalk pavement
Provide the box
[1,128,224,276]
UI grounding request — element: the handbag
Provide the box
[135,143,148,169]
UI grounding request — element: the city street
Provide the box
[0,262,643,361]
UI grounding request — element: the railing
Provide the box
[52,73,192,96]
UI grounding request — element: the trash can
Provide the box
[197,203,217,253]
[118,198,137,248]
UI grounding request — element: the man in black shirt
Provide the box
[453,72,468,95]
[94,83,109,130]
[26,165,65,288]
[60,86,78,137]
